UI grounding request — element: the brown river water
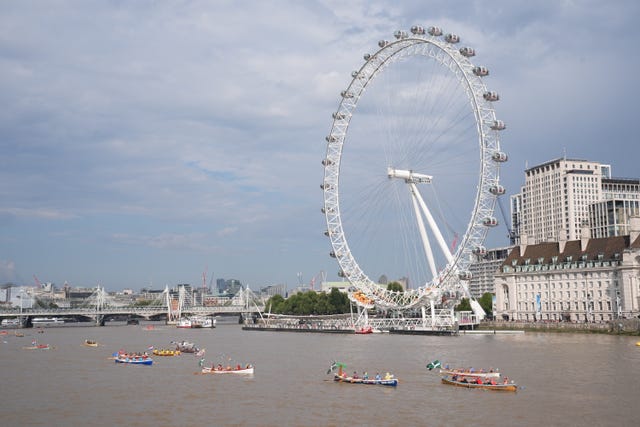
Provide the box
[1,320,639,427]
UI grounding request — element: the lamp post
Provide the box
[16,291,23,328]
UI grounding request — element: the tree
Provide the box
[264,289,351,315]
[478,293,494,317]
[387,282,404,293]
[455,297,472,312]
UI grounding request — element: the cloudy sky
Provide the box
[1,0,638,292]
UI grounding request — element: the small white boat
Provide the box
[202,365,254,374]
[32,317,65,326]
[1,318,20,327]
[177,316,216,328]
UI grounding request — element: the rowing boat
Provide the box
[84,340,98,347]
[439,368,500,378]
[153,349,181,356]
[23,344,50,350]
[201,366,254,374]
[327,361,397,387]
[441,376,517,392]
[333,374,398,387]
[115,356,153,365]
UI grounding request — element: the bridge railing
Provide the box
[0,303,265,319]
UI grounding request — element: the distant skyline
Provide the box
[1,1,639,291]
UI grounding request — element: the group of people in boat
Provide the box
[117,351,149,360]
[450,374,510,385]
[341,371,394,381]
[444,365,498,374]
[211,363,252,371]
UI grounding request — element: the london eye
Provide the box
[321,26,507,314]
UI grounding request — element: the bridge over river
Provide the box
[0,286,264,327]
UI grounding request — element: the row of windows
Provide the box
[518,288,615,300]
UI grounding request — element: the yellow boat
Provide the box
[152,349,180,357]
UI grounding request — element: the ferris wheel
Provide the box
[321,26,507,312]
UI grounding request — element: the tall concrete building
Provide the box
[468,247,510,298]
[513,158,611,244]
[590,178,640,238]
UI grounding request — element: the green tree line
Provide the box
[264,288,351,315]
[455,292,494,317]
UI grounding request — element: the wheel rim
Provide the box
[322,27,506,309]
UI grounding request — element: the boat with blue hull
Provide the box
[327,361,397,387]
[115,356,153,365]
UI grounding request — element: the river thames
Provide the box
[1,320,638,427]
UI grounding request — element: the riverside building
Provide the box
[494,220,640,322]
[511,158,611,244]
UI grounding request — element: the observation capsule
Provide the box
[428,26,443,36]
[473,246,487,256]
[326,135,337,142]
[411,25,425,35]
[458,271,473,280]
[320,183,333,190]
[364,53,371,60]
[489,184,506,196]
[492,151,508,162]
[394,30,408,39]
[459,47,475,57]
[473,66,489,76]
[332,112,346,120]
[491,120,506,130]
[483,91,500,102]
[378,40,389,48]
[321,158,333,166]
[341,90,354,98]
[324,230,330,237]
[320,207,325,214]
[444,33,460,44]
[483,217,499,227]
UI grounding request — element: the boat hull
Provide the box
[115,357,153,365]
[153,349,180,356]
[439,369,500,378]
[32,318,65,326]
[23,345,50,350]
[441,377,517,392]
[201,366,254,374]
[333,374,397,387]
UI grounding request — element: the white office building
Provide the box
[513,158,611,244]
[590,178,640,238]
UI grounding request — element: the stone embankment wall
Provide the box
[479,319,640,335]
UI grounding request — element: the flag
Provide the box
[326,361,345,375]
[326,361,337,375]
[427,360,441,370]
[198,358,205,367]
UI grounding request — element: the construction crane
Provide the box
[309,271,326,291]
[497,197,518,245]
